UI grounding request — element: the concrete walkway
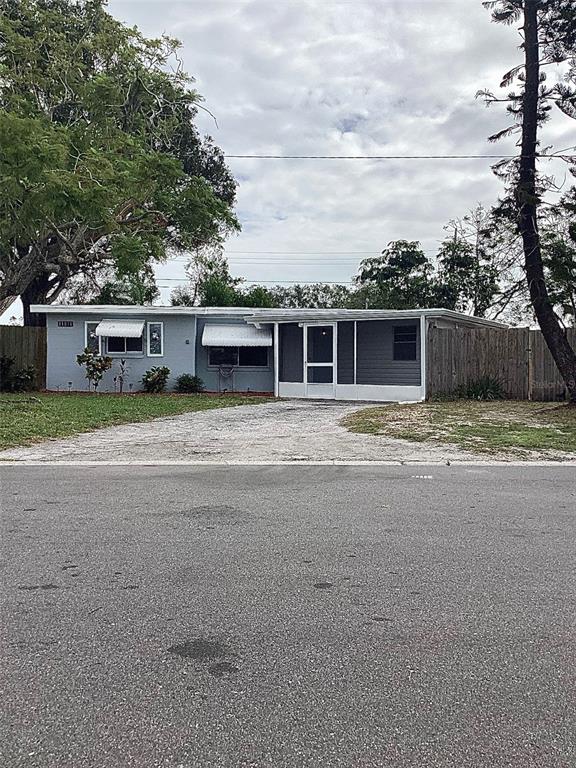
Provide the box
[0,399,489,464]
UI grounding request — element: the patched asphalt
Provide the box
[1,465,575,767]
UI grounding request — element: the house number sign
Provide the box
[58,320,74,327]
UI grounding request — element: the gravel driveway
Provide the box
[0,399,485,464]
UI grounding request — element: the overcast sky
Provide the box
[2,0,573,321]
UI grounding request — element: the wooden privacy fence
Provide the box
[426,326,576,401]
[0,326,47,389]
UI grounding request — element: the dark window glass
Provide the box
[307,366,333,383]
[307,326,333,363]
[239,347,268,366]
[107,337,125,353]
[393,326,417,361]
[126,336,143,352]
[107,336,142,354]
[209,347,239,366]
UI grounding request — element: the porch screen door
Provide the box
[305,324,335,398]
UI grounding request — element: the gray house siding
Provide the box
[278,319,420,387]
[279,323,303,382]
[195,317,274,393]
[337,322,354,384]
[46,313,196,392]
[356,319,421,386]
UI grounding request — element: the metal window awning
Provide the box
[201,323,272,347]
[95,319,144,338]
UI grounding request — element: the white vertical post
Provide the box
[303,323,308,397]
[332,321,337,398]
[273,322,279,397]
[420,314,427,401]
[191,316,197,376]
[353,321,357,385]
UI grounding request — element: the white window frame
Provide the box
[105,335,144,356]
[84,321,101,355]
[147,321,164,357]
[207,345,270,369]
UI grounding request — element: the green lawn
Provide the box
[342,400,576,456]
[0,393,272,451]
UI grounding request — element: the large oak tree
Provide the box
[0,0,238,324]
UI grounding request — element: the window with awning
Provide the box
[202,323,272,368]
[94,319,145,355]
[94,320,145,338]
[201,324,272,347]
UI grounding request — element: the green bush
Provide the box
[10,366,36,392]
[142,366,170,393]
[456,376,505,401]
[175,373,205,393]
[0,356,36,392]
[76,348,113,391]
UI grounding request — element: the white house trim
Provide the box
[419,314,427,401]
[273,322,279,397]
[147,321,164,357]
[32,304,508,330]
[84,321,101,354]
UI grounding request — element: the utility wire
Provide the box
[170,251,379,258]
[228,250,379,254]
[225,152,575,160]
[157,279,355,285]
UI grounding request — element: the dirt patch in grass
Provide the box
[0,393,272,450]
[341,400,576,458]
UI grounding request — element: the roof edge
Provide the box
[29,304,509,328]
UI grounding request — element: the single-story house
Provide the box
[31,305,506,402]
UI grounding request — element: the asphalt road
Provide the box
[1,465,575,768]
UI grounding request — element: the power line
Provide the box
[169,259,366,265]
[170,255,382,263]
[157,279,355,285]
[228,262,361,265]
[227,250,379,254]
[225,153,575,160]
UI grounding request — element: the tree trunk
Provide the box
[519,0,576,402]
[21,277,51,327]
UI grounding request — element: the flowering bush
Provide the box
[76,348,113,391]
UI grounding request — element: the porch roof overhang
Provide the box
[201,323,273,347]
[242,308,508,329]
[95,319,144,338]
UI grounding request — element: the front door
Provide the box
[304,324,336,399]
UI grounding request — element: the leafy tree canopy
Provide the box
[0,0,238,323]
[266,283,352,309]
[355,241,436,309]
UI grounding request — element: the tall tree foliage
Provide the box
[354,241,436,309]
[436,207,500,317]
[0,0,238,324]
[267,283,351,309]
[480,0,576,400]
[171,247,243,306]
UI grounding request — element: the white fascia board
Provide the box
[30,304,509,329]
[31,304,198,315]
